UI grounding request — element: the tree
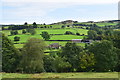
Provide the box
[43,55,71,73]
[111,31,120,71]
[30,29,36,35]
[61,25,65,28]
[60,42,83,71]
[10,30,18,35]
[2,34,21,72]
[14,30,18,35]
[50,26,52,28]
[88,30,97,40]
[24,22,28,26]
[10,30,14,35]
[33,22,37,28]
[20,38,46,73]
[22,29,26,34]
[64,31,74,35]
[52,56,72,72]
[43,55,55,72]
[77,51,95,72]
[26,28,36,35]
[76,32,80,35]
[14,36,20,41]
[41,31,50,40]
[104,29,113,36]
[43,23,46,25]
[112,31,120,49]
[87,40,118,72]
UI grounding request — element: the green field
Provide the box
[78,22,118,27]
[14,41,85,48]
[1,72,119,78]
[2,28,87,48]
[8,34,43,43]
[8,35,84,42]
[95,23,117,27]
[50,35,83,40]
[3,28,88,35]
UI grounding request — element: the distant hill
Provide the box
[98,20,120,23]
[50,19,120,25]
[1,20,119,26]
[50,20,78,25]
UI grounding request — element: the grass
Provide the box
[95,23,117,27]
[8,34,84,43]
[8,34,43,43]
[14,41,85,48]
[2,30,23,36]
[50,35,84,40]
[2,28,88,35]
[1,72,119,78]
[14,44,24,48]
[2,28,87,48]
[36,28,88,35]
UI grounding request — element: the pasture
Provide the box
[2,28,88,48]
[3,28,88,35]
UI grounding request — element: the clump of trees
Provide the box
[87,40,118,72]
[22,29,27,34]
[41,31,50,40]
[26,28,36,35]
[2,34,21,72]
[14,36,20,41]
[76,32,80,35]
[61,25,65,28]
[10,30,18,35]
[64,31,74,35]
[33,22,37,28]
[2,34,46,73]
[43,42,96,72]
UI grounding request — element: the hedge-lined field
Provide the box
[2,28,88,48]
[3,28,88,35]
[8,34,84,43]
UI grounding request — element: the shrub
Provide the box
[14,36,20,41]
[64,31,74,35]
[22,29,26,34]
[10,30,18,35]
[76,32,80,35]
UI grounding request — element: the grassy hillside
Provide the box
[2,27,88,48]
[2,22,117,49]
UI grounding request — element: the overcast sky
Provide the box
[0,0,119,24]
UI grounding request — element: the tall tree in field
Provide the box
[20,38,46,73]
[2,34,21,72]
[88,40,118,72]
[41,31,50,40]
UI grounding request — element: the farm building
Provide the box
[48,43,61,49]
[81,40,93,43]
[72,39,82,43]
